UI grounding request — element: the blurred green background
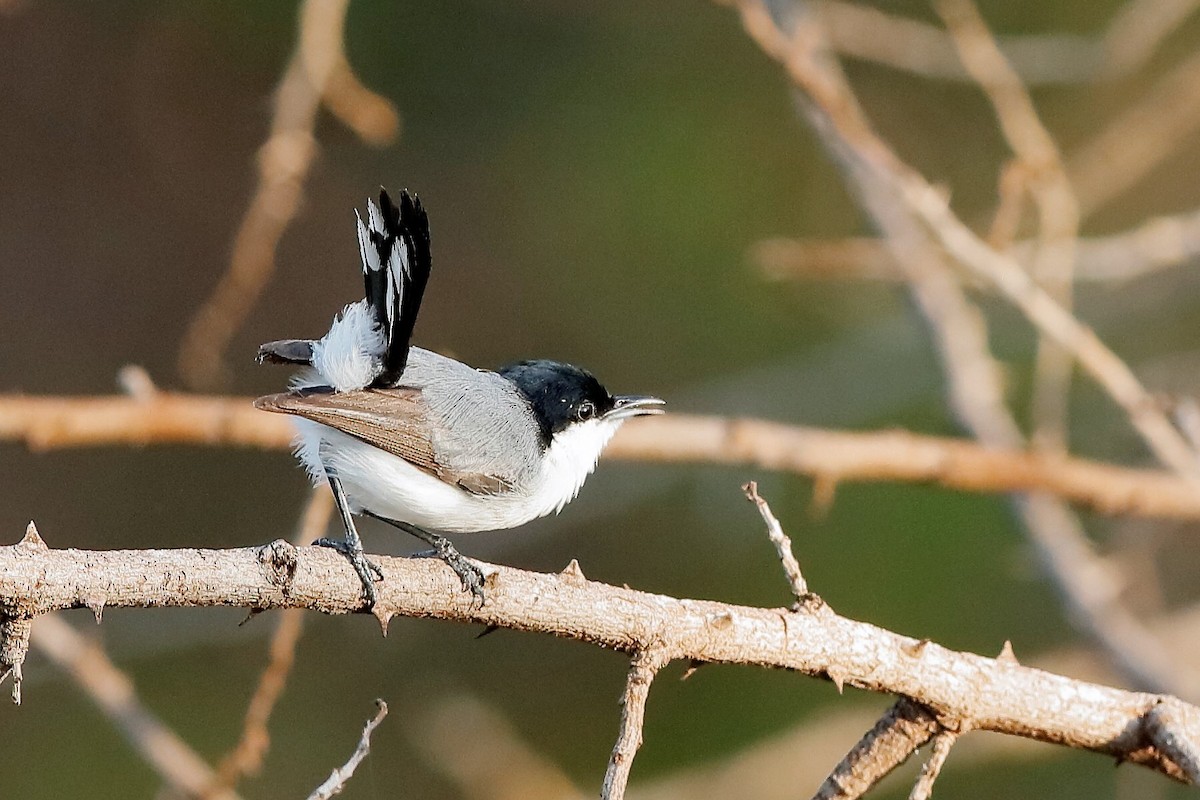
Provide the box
[3,1,1200,798]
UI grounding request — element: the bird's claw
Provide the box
[412,542,487,606]
[314,536,384,607]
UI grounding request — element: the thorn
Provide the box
[1,664,20,705]
[374,608,394,636]
[560,558,587,586]
[238,608,265,627]
[680,659,705,680]
[85,599,105,624]
[997,640,1019,664]
[709,611,735,630]
[828,668,846,694]
[116,365,158,400]
[476,625,500,639]
[903,638,932,657]
[19,522,47,550]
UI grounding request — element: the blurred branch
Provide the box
[31,614,242,800]
[1068,45,1200,220]
[207,488,333,797]
[755,205,1200,285]
[718,0,1200,703]
[727,0,1200,477]
[176,0,400,390]
[936,0,1081,453]
[5,518,1200,789]
[815,0,1198,85]
[304,700,389,800]
[8,393,1200,520]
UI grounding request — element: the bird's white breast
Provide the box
[293,416,623,533]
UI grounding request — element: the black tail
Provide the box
[356,188,432,387]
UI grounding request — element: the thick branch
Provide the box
[2,538,1199,784]
[6,394,1200,521]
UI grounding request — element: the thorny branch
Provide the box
[3,522,1200,789]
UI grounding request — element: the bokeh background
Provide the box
[3,1,1200,798]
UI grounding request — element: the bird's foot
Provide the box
[413,538,486,607]
[314,537,384,608]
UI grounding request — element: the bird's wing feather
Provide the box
[254,388,516,495]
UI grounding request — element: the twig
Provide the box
[9,394,1200,521]
[743,482,808,601]
[1068,46,1200,220]
[305,699,389,800]
[907,730,961,800]
[176,0,399,390]
[817,0,1197,87]
[756,204,1200,285]
[208,488,333,796]
[937,0,1081,453]
[3,538,1200,784]
[718,0,1200,700]
[812,699,939,800]
[602,648,671,800]
[1102,0,1200,78]
[817,2,1098,86]
[31,613,242,800]
[1145,702,1200,783]
[726,0,1200,476]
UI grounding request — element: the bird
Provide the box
[254,188,664,607]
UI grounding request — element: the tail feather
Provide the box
[356,188,431,387]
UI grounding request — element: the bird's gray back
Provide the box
[398,348,543,488]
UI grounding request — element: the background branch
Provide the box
[175,0,399,390]
[8,394,1200,520]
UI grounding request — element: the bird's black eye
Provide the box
[577,401,596,421]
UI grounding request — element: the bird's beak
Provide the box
[605,395,666,421]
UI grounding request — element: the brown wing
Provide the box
[254,388,516,495]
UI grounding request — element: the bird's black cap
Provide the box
[499,360,616,446]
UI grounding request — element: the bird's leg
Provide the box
[315,473,384,608]
[363,511,486,605]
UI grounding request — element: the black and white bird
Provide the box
[255,189,664,606]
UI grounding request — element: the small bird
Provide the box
[255,188,664,606]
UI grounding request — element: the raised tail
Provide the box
[357,188,432,387]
